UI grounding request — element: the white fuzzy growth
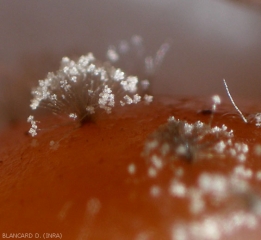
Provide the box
[141,80,150,91]
[161,142,170,156]
[168,116,176,122]
[27,115,34,122]
[144,94,153,104]
[254,113,261,127]
[172,225,188,240]
[27,115,38,137]
[233,165,253,179]
[237,154,246,162]
[188,189,205,215]
[212,95,221,111]
[123,95,133,105]
[184,123,194,135]
[133,94,141,104]
[69,113,77,120]
[211,125,234,138]
[229,148,237,157]
[146,140,159,151]
[175,167,184,177]
[28,52,148,133]
[128,163,136,175]
[254,144,261,156]
[151,155,163,169]
[198,173,228,199]
[28,128,37,137]
[176,145,187,156]
[148,166,157,178]
[144,116,237,166]
[234,143,248,153]
[121,94,141,105]
[169,181,187,198]
[172,212,258,240]
[118,40,130,53]
[212,95,221,105]
[113,69,125,81]
[86,106,95,114]
[98,86,115,114]
[226,142,249,162]
[121,76,138,93]
[150,185,161,197]
[106,35,170,93]
[256,171,261,180]
[107,48,119,62]
[214,141,226,153]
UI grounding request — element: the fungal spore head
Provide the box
[27,51,153,136]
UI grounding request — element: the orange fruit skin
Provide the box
[0,96,261,240]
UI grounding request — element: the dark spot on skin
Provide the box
[198,109,213,115]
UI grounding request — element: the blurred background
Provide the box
[0,0,261,127]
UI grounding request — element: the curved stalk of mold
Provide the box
[223,79,248,123]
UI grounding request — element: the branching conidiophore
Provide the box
[141,95,254,177]
[144,115,233,165]
[27,36,170,137]
[28,53,153,136]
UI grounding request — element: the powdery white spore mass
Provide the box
[170,170,261,240]
[28,53,152,136]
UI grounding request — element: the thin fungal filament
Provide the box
[223,79,248,123]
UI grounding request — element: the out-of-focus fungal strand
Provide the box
[28,52,152,137]
[106,35,171,93]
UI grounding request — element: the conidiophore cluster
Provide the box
[143,114,251,179]
[143,115,234,163]
[28,52,153,136]
[142,96,252,177]
[107,35,171,92]
[28,36,170,137]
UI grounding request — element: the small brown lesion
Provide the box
[198,109,213,115]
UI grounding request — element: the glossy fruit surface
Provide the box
[1,96,261,240]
